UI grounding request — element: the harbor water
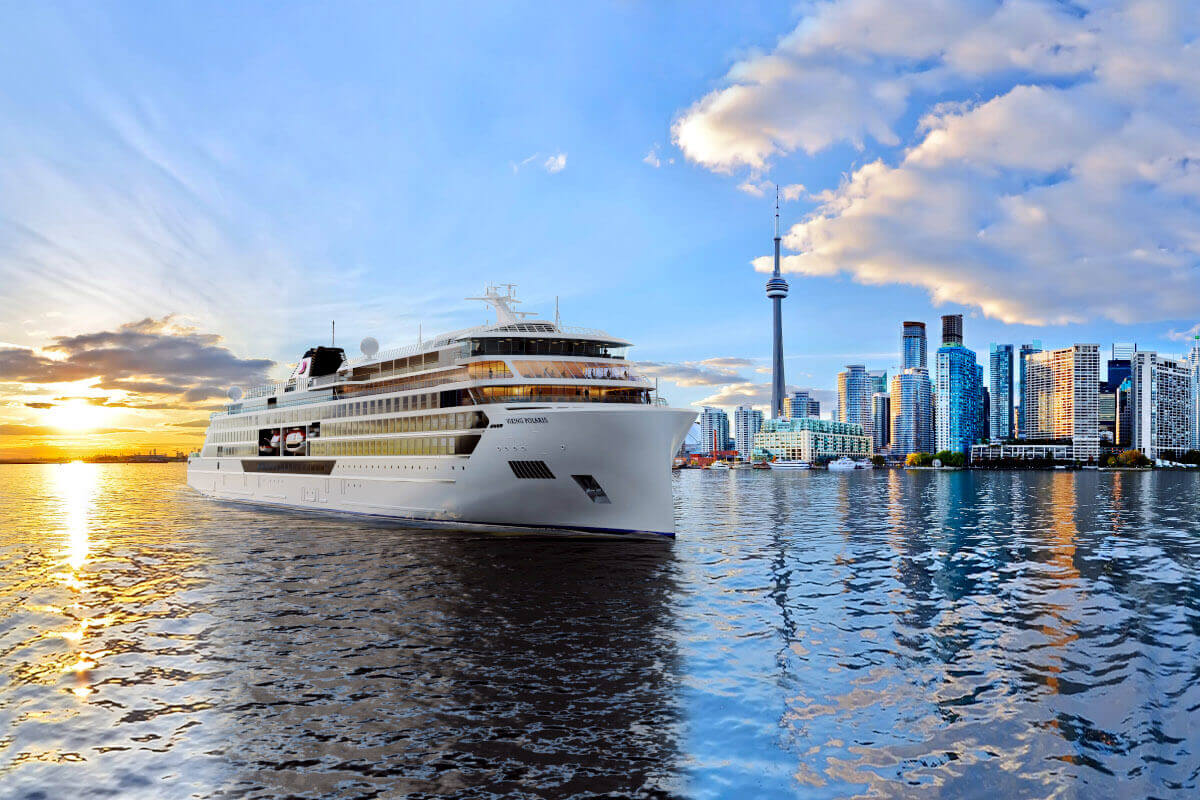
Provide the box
[0,463,1197,798]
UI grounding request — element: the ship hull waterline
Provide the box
[187,405,696,539]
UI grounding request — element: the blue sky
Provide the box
[2,0,1200,452]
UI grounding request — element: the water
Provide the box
[1,464,1198,798]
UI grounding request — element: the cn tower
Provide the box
[766,187,789,419]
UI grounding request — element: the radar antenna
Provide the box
[466,283,536,325]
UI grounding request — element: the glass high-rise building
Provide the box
[838,364,873,442]
[1112,342,1137,361]
[871,392,890,453]
[1017,340,1043,437]
[989,344,1015,441]
[733,406,763,459]
[941,314,963,347]
[935,340,984,455]
[902,322,927,370]
[1024,345,1101,461]
[1191,337,1200,450]
[1131,351,1191,460]
[698,407,731,455]
[783,390,820,419]
[889,368,933,457]
[868,369,888,395]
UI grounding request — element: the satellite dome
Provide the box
[227,386,243,401]
[360,336,379,357]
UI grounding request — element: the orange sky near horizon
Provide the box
[0,318,276,459]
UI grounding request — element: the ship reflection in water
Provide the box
[0,464,1198,798]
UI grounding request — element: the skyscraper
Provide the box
[902,321,927,370]
[698,407,731,455]
[892,321,933,457]
[1024,345,1100,461]
[989,344,1015,441]
[733,405,763,459]
[1131,351,1192,460]
[871,392,891,452]
[1190,336,1200,450]
[890,369,933,457]
[784,390,820,419]
[941,314,963,347]
[766,190,789,419]
[868,369,888,395]
[838,364,873,442]
[1017,340,1043,438]
[935,318,983,455]
[1112,342,1137,361]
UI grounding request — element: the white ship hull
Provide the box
[187,404,695,538]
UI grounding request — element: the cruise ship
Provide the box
[186,286,696,538]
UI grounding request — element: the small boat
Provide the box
[708,460,731,470]
[730,461,753,470]
[751,461,772,470]
[828,456,871,471]
[771,459,810,470]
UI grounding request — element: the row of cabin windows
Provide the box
[310,435,480,457]
[212,429,254,444]
[324,411,487,437]
[467,338,621,358]
[213,444,256,457]
[212,369,649,433]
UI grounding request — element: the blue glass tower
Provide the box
[935,315,983,455]
[989,344,1014,441]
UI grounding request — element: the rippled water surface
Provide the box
[1,463,1198,798]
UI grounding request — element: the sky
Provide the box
[2,0,1200,457]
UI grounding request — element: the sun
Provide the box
[50,400,108,432]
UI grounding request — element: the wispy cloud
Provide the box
[637,357,754,387]
[512,151,568,174]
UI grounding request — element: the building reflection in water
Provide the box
[214,529,683,798]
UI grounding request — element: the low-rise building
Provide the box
[753,417,872,463]
[970,442,1072,462]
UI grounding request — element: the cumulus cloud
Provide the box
[643,146,662,168]
[543,153,567,173]
[696,381,835,410]
[677,0,1200,325]
[0,316,273,401]
[637,357,755,386]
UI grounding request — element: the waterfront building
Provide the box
[784,390,820,419]
[766,191,789,418]
[871,392,890,452]
[733,406,763,459]
[1130,351,1192,460]
[903,321,927,370]
[981,385,990,442]
[935,316,983,455]
[698,407,732,455]
[1098,387,1116,443]
[752,417,871,463]
[889,368,934,458]
[1190,336,1200,450]
[970,442,1071,462]
[1023,344,1101,461]
[989,344,1015,441]
[1116,377,1133,447]
[838,364,873,442]
[868,369,888,395]
[1017,340,1043,438]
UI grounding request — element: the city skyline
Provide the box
[5,1,1200,458]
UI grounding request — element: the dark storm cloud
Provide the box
[0,316,273,402]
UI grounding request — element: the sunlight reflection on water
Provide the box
[0,463,1197,799]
